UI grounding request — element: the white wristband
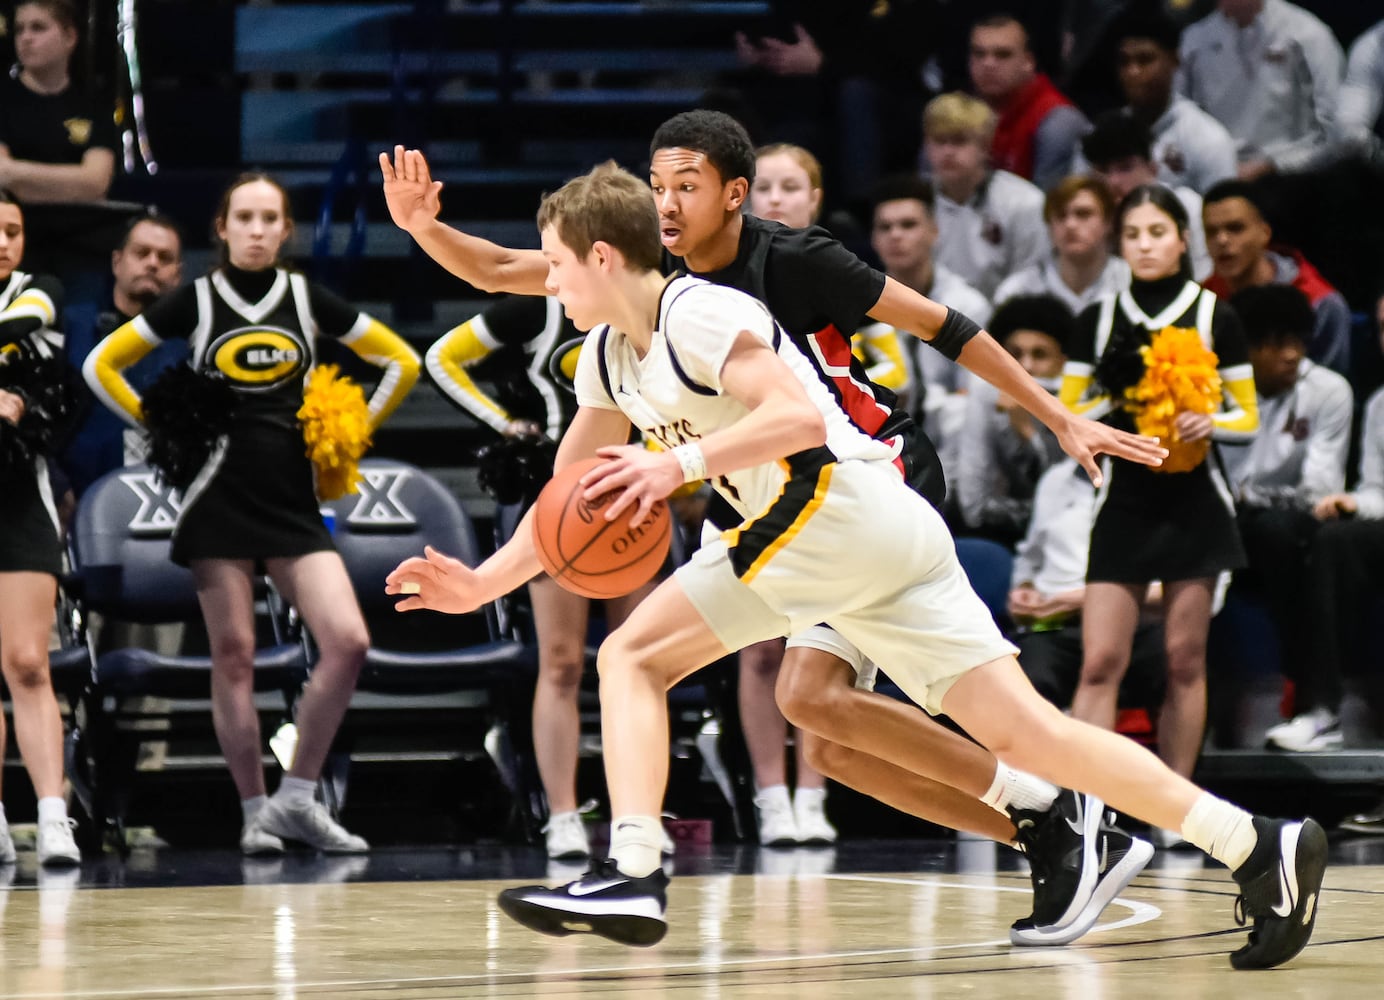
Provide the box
[670,443,708,483]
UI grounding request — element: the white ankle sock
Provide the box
[1181,793,1257,870]
[755,784,791,809]
[37,797,67,827]
[794,786,826,810]
[980,763,1059,815]
[276,776,317,806]
[609,815,664,878]
[241,795,268,825]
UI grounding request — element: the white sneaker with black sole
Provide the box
[497,858,669,946]
[1265,708,1343,752]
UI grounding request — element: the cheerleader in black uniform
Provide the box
[1060,185,1258,789]
[0,192,81,867]
[84,175,420,854]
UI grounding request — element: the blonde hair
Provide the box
[1044,174,1116,223]
[923,93,997,144]
[755,142,824,223]
[536,161,662,271]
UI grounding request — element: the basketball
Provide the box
[531,457,673,599]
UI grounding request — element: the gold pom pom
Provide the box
[298,364,373,500]
[1123,326,1223,474]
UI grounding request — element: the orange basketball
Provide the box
[531,457,673,599]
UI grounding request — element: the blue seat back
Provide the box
[70,465,200,623]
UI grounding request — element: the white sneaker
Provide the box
[240,821,286,857]
[793,793,838,845]
[37,818,81,867]
[1265,708,1343,752]
[661,827,676,856]
[543,811,590,860]
[754,792,799,847]
[257,797,369,854]
[0,818,15,864]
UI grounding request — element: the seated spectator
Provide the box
[1010,457,1167,712]
[1201,180,1352,375]
[1106,5,1237,193]
[993,175,1129,314]
[863,172,993,469]
[1080,111,1212,278]
[955,294,1072,546]
[1337,17,1384,165]
[922,92,1047,301]
[1219,286,1352,752]
[1178,0,1344,181]
[969,14,1091,192]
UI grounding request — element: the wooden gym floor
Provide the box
[0,836,1381,998]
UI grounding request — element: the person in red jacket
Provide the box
[969,14,1090,193]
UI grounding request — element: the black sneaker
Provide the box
[1229,817,1327,970]
[1012,810,1154,946]
[497,858,669,947]
[1007,789,1101,945]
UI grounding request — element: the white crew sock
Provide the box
[609,815,664,878]
[275,776,317,806]
[36,797,68,827]
[1181,792,1257,870]
[979,763,1059,815]
[241,794,268,826]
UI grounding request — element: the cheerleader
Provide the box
[83,175,420,854]
[0,191,81,867]
[1060,184,1258,797]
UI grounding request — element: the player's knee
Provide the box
[799,731,849,776]
[595,633,672,688]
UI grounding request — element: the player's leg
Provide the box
[528,576,593,859]
[1156,577,1214,780]
[1069,582,1143,731]
[941,656,1327,970]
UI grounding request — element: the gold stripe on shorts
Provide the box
[731,462,834,584]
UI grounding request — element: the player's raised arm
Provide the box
[386,404,633,612]
[867,276,1166,486]
[379,145,550,296]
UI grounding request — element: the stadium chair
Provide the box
[66,465,308,852]
[318,459,538,839]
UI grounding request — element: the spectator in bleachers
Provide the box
[1106,5,1238,194]
[84,174,421,856]
[732,0,935,208]
[1061,184,1258,793]
[922,92,1047,301]
[1080,112,1212,278]
[1219,285,1352,753]
[730,140,841,846]
[864,173,991,471]
[0,191,83,868]
[968,14,1091,193]
[1010,457,1166,712]
[1177,0,1344,182]
[1201,180,1352,376]
[1337,17,1384,165]
[955,294,1073,547]
[0,1,114,205]
[993,175,1129,314]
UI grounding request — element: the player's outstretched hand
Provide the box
[385,545,484,614]
[1057,415,1167,488]
[582,444,681,528]
[380,145,443,235]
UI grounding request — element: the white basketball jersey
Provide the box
[574,275,895,521]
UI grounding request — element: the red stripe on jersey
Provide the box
[807,323,890,436]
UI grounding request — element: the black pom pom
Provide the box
[0,341,83,480]
[140,365,240,491]
[474,433,556,506]
[1094,323,1152,401]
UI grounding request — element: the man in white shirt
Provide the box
[921,92,1048,301]
[1219,285,1353,754]
[1108,5,1239,193]
[1080,112,1212,279]
[1337,18,1384,165]
[1178,0,1344,180]
[993,174,1130,315]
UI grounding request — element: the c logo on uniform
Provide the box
[208,326,308,390]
